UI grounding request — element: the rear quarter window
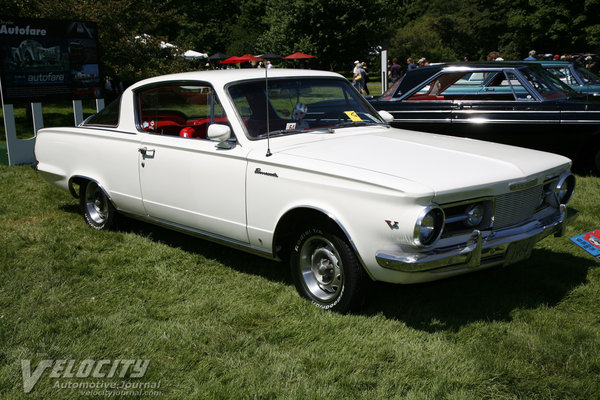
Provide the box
[82,97,120,127]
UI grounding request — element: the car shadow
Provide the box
[359,248,593,332]
[59,203,592,329]
[120,214,291,285]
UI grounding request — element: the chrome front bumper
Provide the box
[376,205,577,273]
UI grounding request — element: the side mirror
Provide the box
[207,124,231,141]
[207,124,235,149]
[378,110,394,123]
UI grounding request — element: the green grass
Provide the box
[1,165,599,399]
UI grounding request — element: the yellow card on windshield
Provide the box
[344,111,362,121]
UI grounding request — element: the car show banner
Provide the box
[0,17,100,103]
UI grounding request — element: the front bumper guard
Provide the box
[376,205,577,273]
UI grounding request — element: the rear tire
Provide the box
[79,180,118,230]
[290,226,369,312]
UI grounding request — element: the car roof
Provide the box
[129,69,344,91]
[396,62,534,94]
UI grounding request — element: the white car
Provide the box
[34,69,577,312]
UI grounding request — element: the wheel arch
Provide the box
[272,206,374,280]
[68,175,113,203]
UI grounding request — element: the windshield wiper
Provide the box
[257,127,334,138]
[334,120,381,128]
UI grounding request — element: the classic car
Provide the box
[527,60,600,96]
[34,69,577,312]
[369,63,600,174]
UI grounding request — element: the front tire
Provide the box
[290,227,368,312]
[79,180,118,230]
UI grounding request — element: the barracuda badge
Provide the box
[254,168,278,178]
[385,220,399,230]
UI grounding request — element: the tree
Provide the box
[256,0,395,70]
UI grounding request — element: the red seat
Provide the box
[179,127,198,138]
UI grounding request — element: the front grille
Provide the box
[494,184,543,229]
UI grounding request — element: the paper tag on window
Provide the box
[286,123,297,130]
[344,111,362,121]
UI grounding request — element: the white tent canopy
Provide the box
[135,34,207,60]
[184,49,208,60]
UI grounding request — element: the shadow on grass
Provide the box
[122,213,291,285]
[59,202,592,329]
[360,249,592,332]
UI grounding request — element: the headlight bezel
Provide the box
[547,171,575,208]
[413,206,445,247]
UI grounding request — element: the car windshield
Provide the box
[228,78,385,139]
[519,67,577,99]
[574,65,600,85]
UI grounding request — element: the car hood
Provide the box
[273,127,571,196]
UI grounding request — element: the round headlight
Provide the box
[464,203,484,227]
[553,172,575,206]
[414,207,445,247]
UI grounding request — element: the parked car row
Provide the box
[35,68,578,312]
[369,62,600,174]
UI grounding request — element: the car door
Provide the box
[136,83,250,243]
[450,70,560,150]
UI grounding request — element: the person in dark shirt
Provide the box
[389,58,402,83]
[407,57,417,71]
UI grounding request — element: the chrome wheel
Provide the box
[79,180,118,230]
[298,235,344,303]
[84,181,109,225]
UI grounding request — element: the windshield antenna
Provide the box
[265,66,272,157]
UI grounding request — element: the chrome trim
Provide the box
[389,110,453,114]
[452,119,559,124]
[392,119,452,124]
[68,175,113,201]
[452,110,560,114]
[413,206,445,247]
[376,206,577,273]
[509,177,539,191]
[561,120,600,124]
[552,171,575,206]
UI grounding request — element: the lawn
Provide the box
[0,163,599,399]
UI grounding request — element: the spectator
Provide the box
[361,62,370,95]
[524,50,536,61]
[389,57,402,83]
[487,51,499,61]
[352,60,362,90]
[417,57,427,67]
[407,57,417,71]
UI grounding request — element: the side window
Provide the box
[504,72,533,101]
[137,84,229,139]
[406,72,466,100]
[83,97,120,126]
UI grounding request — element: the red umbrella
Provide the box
[242,54,264,61]
[283,52,315,59]
[220,54,263,64]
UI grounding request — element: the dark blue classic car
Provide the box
[370,63,600,174]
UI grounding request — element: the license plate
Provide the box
[504,238,535,266]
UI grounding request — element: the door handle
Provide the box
[138,147,155,157]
